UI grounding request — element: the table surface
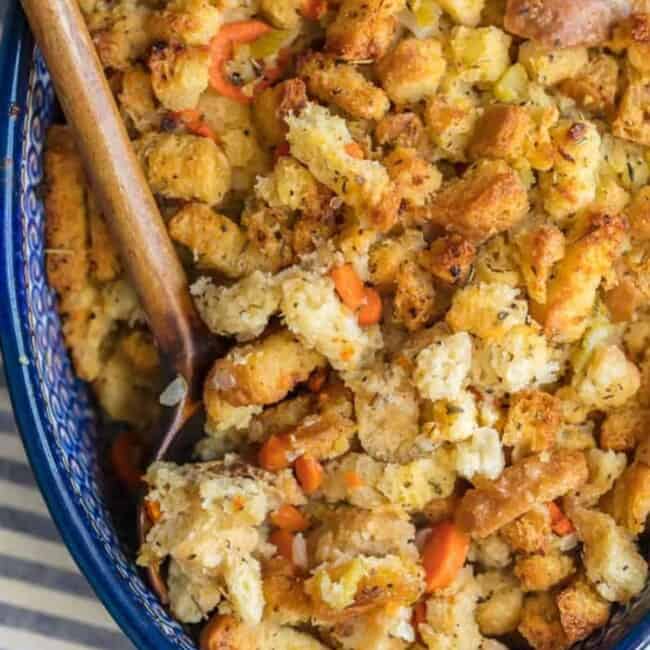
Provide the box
[0,366,134,650]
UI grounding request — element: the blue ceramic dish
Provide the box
[1,3,650,649]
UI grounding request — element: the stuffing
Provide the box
[280,270,383,372]
[574,448,627,506]
[325,0,406,61]
[606,461,650,536]
[135,133,231,205]
[518,42,589,87]
[262,558,314,626]
[148,44,209,111]
[474,234,522,287]
[558,53,619,113]
[568,505,648,602]
[414,331,473,402]
[258,0,303,28]
[422,390,479,444]
[239,205,295,272]
[472,325,563,395]
[368,230,427,291]
[512,221,565,305]
[421,160,529,244]
[476,570,524,636]
[348,362,421,461]
[299,53,390,121]
[556,574,611,646]
[456,450,589,538]
[420,234,476,286]
[147,0,222,46]
[515,552,576,592]
[540,120,602,221]
[573,344,641,410]
[119,65,161,134]
[503,390,561,461]
[627,186,650,240]
[469,104,533,162]
[320,451,457,511]
[419,567,483,650]
[518,592,569,650]
[392,260,437,332]
[384,147,442,208]
[450,26,512,84]
[446,282,528,340]
[500,505,552,554]
[253,79,308,147]
[336,227,381,282]
[536,213,627,343]
[191,272,282,342]
[456,426,505,481]
[600,408,650,451]
[436,0,485,26]
[470,534,512,569]
[376,38,447,105]
[204,329,324,415]
[286,102,399,230]
[613,74,650,146]
[87,195,122,283]
[375,111,427,151]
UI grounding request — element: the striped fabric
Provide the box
[0,367,134,650]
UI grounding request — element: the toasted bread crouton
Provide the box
[87,196,122,283]
[558,53,619,112]
[393,260,437,331]
[512,221,565,304]
[613,75,650,146]
[474,234,521,287]
[504,0,630,48]
[168,204,270,278]
[436,0,485,25]
[299,53,389,121]
[348,362,421,461]
[204,329,325,411]
[326,0,406,61]
[627,186,650,240]
[476,570,524,636]
[376,38,447,104]
[501,505,552,554]
[262,558,314,626]
[149,44,209,111]
[515,552,576,592]
[259,0,304,28]
[384,147,442,209]
[601,408,650,451]
[423,493,461,524]
[536,213,627,343]
[469,104,533,162]
[422,160,529,243]
[569,505,648,602]
[148,0,222,46]
[518,42,588,86]
[556,575,611,645]
[575,448,627,506]
[420,234,476,285]
[456,450,589,538]
[253,79,308,146]
[607,461,650,536]
[286,103,399,230]
[503,390,561,461]
[136,133,231,205]
[368,230,427,291]
[446,282,527,340]
[119,65,162,134]
[375,111,427,151]
[320,450,457,511]
[456,426,506,480]
[540,120,601,221]
[518,592,570,650]
[450,26,512,84]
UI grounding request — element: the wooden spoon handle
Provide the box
[20,0,205,379]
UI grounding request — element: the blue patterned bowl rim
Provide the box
[1,3,650,649]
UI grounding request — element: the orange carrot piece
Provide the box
[548,502,575,536]
[330,263,366,311]
[270,528,295,562]
[344,471,364,489]
[111,431,143,491]
[172,110,218,141]
[357,287,382,326]
[209,20,273,104]
[145,499,162,524]
[259,435,292,471]
[295,455,324,495]
[307,367,328,393]
[421,520,470,592]
[344,142,365,159]
[271,504,309,532]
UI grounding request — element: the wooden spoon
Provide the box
[21,0,224,601]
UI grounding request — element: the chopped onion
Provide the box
[159,375,188,407]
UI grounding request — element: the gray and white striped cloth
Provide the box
[0,366,134,650]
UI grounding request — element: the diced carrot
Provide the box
[307,367,328,393]
[344,142,364,159]
[270,528,295,562]
[357,287,382,326]
[111,431,144,491]
[209,20,273,104]
[421,520,470,592]
[301,0,328,20]
[259,434,292,471]
[295,455,324,495]
[171,110,218,142]
[548,502,575,536]
[271,504,310,532]
[144,498,162,524]
[344,471,364,489]
[330,263,366,311]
